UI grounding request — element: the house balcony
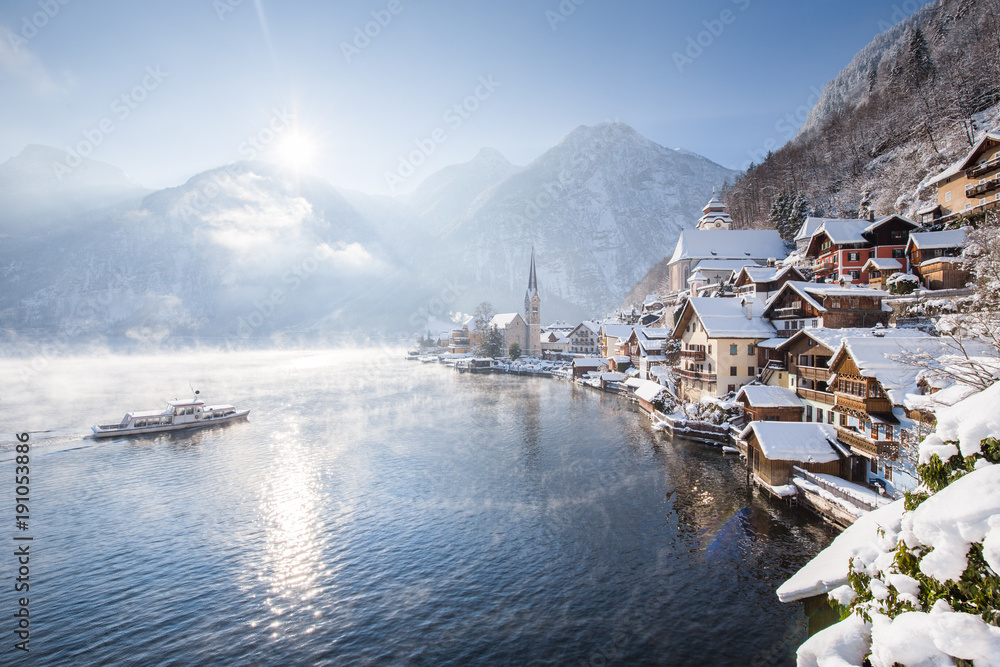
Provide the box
[797,387,835,405]
[812,258,838,274]
[967,155,1000,179]
[680,349,706,361]
[836,426,899,459]
[834,392,894,415]
[966,177,1000,197]
[676,368,717,383]
[798,365,830,382]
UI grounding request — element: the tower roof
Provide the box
[526,245,538,295]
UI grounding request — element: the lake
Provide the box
[0,349,834,665]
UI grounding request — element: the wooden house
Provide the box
[861,258,903,290]
[735,385,803,422]
[927,132,1000,223]
[905,229,970,290]
[761,281,890,337]
[741,421,850,492]
[733,264,808,301]
[803,216,919,284]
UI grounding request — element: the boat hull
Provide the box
[91,410,250,438]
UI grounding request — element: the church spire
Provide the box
[527,244,538,294]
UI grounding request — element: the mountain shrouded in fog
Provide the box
[0,123,734,342]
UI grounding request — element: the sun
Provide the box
[276,131,316,171]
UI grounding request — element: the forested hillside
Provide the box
[723,0,1000,231]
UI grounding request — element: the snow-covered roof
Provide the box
[600,372,627,382]
[756,336,785,349]
[611,355,630,363]
[814,218,871,244]
[735,265,785,283]
[680,297,774,339]
[634,380,666,403]
[928,131,1000,185]
[668,229,787,264]
[739,421,842,463]
[794,216,829,242]
[862,257,902,271]
[763,281,886,316]
[572,358,608,368]
[905,228,967,252]
[830,334,974,405]
[775,326,926,353]
[735,385,803,408]
[638,337,664,354]
[918,380,1000,463]
[600,324,635,340]
[491,313,522,328]
[643,295,663,306]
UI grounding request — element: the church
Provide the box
[491,247,542,357]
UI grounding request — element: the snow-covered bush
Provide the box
[886,272,919,295]
[794,382,1000,665]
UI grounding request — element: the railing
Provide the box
[798,365,830,382]
[680,349,706,361]
[797,387,835,405]
[792,466,886,513]
[967,155,1000,178]
[836,427,899,459]
[966,177,1000,197]
[834,392,893,415]
[676,368,717,382]
[775,329,798,338]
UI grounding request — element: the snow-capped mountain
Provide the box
[0,145,148,230]
[0,124,734,340]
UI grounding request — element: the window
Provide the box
[891,230,904,240]
[747,344,754,354]
[850,270,861,280]
[730,344,738,355]
[805,406,813,422]
[945,191,952,202]
[730,366,738,376]
[892,248,905,258]
[708,345,712,354]
[811,319,819,328]
[871,458,878,473]
[840,414,848,426]
[885,465,893,481]
[828,411,835,424]
[728,384,735,393]
[847,252,860,262]
[816,408,823,423]
[748,366,755,376]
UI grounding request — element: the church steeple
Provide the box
[524,245,541,357]
[527,245,538,295]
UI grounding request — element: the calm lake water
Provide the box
[0,349,834,666]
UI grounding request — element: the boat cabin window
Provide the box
[185,407,194,415]
[136,420,146,427]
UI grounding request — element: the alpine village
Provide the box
[409,123,1000,656]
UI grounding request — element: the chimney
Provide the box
[868,210,875,222]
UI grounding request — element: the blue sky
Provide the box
[0,0,928,194]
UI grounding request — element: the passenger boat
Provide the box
[91,392,249,438]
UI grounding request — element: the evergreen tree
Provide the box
[508,341,521,360]
[768,190,812,243]
[477,325,506,359]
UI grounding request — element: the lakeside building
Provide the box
[924,131,1000,223]
[735,385,803,422]
[904,228,970,290]
[599,323,636,358]
[742,421,850,494]
[566,321,601,356]
[670,296,775,401]
[540,330,570,358]
[801,215,920,285]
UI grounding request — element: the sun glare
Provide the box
[276,132,316,170]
